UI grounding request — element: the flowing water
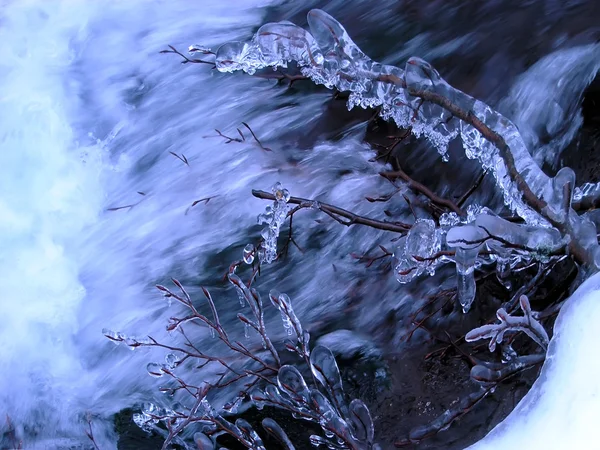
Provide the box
[0,0,598,448]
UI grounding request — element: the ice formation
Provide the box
[255,182,291,264]
[392,208,568,309]
[469,272,600,449]
[210,8,600,314]
[212,9,594,235]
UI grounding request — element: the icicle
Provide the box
[447,225,487,313]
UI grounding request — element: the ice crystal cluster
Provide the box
[250,182,291,264]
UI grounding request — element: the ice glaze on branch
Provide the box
[252,189,411,234]
[209,8,599,270]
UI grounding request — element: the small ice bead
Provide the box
[165,353,178,369]
[243,243,255,264]
[260,226,271,240]
[188,44,212,54]
[142,402,156,415]
[257,213,270,225]
[147,362,163,377]
[273,187,289,202]
[271,182,283,194]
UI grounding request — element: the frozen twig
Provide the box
[252,189,411,234]
[104,262,379,449]
[466,295,549,352]
[206,8,599,269]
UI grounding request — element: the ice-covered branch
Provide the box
[206,9,599,269]
[465,295,549,352]
[105,261,380,449]
[252,189,411,234]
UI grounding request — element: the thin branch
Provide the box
[381,165,464,216]
[241,122,272,152]
[457,170,486,208]
[160,45,215,66]
[252,190,411,234]
[169,151,189,166]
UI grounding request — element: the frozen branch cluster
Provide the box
[104,264,379,449]
[466,295,549,353]
[206,8,600,311]
[392,208,566,312]
[465,294,548,384]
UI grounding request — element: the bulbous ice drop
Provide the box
[272,181,283,194]
[215,41,247,72]
[309,346,346,416]
[141,402,156,415]
[348,399,375,443]
[256,22,323,67]
[261,419,295,450]
[307,9,367,63]
[215,41,263,74]
[146,362,163,377]
[164,353,179,369]
[277,365,311,403]
[405,219,440,261]
[194,433,215,450]
[243,243,255,264]
[235,418,265,447]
